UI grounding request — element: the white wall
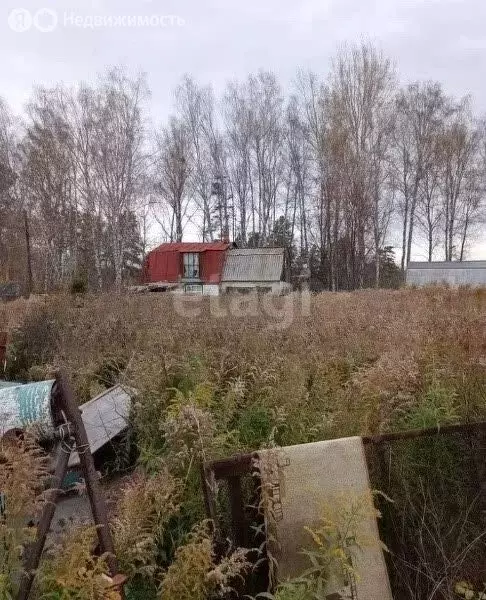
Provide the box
[407,268,486,286]
[203,284,220,296]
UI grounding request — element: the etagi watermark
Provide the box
[172,289,312,331]
[8,8,186,33]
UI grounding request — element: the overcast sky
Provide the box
[2,0,486,257]
[3,0,486,120]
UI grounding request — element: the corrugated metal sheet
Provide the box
[408,261,486,270]
[0,380,55,438]
[69,384,132,466]
[0,381,19,389]
[222,248,284,282]
[407,261,486,286]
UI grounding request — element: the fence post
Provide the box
[55,369,119,576]
[17,438,74,600]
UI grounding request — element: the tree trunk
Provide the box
[375,252,380,288]
[401,204,408,272]
[406,196,417,266]
[90,215,103,291]
[24,210,33,298]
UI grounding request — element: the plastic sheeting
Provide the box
[0,379,55,438]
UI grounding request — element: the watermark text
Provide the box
[172,289,312,331]
[8,8,186,33]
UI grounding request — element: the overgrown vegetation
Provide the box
[269,492,387,600]
[2,288,486,598]
[0,435,48,599]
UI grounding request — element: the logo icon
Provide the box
[8,8,58,32]
[33,8,58,32]
[8,8,32,32]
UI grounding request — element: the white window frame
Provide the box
[183,253,200,279]
[184,283,203,294]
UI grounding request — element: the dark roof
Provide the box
[408,261,486,270]
[149,242,233,254]
[222,248,285,282]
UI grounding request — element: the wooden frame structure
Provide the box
[202,421,486,596]
[9,369,122,600]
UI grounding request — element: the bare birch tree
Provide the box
[176,76,218,240]
[248,71,285,244]
[67,84,105,289]
[0,98,25,284]
[328,43,396,287]
[91,68,148,290]
[438,102,482,260]
[416,146,443,261]
[223,81,253,245]
[2,48,486,292]
[22,86,78,290]
[393,82,449,269]
[285,96,312,259]
[154,116,191,242]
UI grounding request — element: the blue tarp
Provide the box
[0,379,56,437]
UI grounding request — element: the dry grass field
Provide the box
[2,288,486,599]
[2,288,486,438]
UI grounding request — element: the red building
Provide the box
[141,242,234,294]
